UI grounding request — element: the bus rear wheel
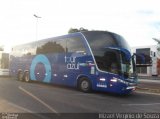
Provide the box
[78,77,92,93]
[24,71,30,82]
[17,71,23,81]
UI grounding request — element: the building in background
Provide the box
[132,45,160,77]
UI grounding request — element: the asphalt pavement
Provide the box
[0,77,160,119]
[137,76,160,94]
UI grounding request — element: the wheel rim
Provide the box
[81,80,89,90]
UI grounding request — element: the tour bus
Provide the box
[10,31,137,94]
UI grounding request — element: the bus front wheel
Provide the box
[78,77,92,93]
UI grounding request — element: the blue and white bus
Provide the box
[10,31,137,94]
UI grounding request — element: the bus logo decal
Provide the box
[65,56,79,70]
[30,54,51,82]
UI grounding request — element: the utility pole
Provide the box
[33,14,41,41]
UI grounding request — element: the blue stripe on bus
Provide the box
[30,54,51,82]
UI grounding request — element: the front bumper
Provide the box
[126,86,136,90]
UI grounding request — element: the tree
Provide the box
[36,41,65,54]
[68,28,79,33]
[68,27,88,34]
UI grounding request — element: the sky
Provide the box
[0,0,160,52]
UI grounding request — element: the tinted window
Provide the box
[82,31,131,74]
[84,32,117,50]
[94,49,121,74]
[136,48,151,64]
[66,37,86,53]
[83,31,130,51]
[36,40,65,54]
[56,39,67,52]
[11,44,33,57]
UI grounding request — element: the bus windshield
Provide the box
[120,50,134,78]
[82,31,135,78]
[92,48,134,78]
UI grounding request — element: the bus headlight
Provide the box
[110,77,128,84]
[110,77,118,82]
[99,78,106,82]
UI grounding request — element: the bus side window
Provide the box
[66,37,86,54]
[56,39,67,53]
[36,41,65,54]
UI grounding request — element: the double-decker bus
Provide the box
[10,31,137,94]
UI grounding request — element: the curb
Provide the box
[137,87,160,94]
[138,76,160,80]
[0,75,11,78]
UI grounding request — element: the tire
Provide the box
[24,71,30,82]
[17,71,23,81]
[78,77,92,93]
